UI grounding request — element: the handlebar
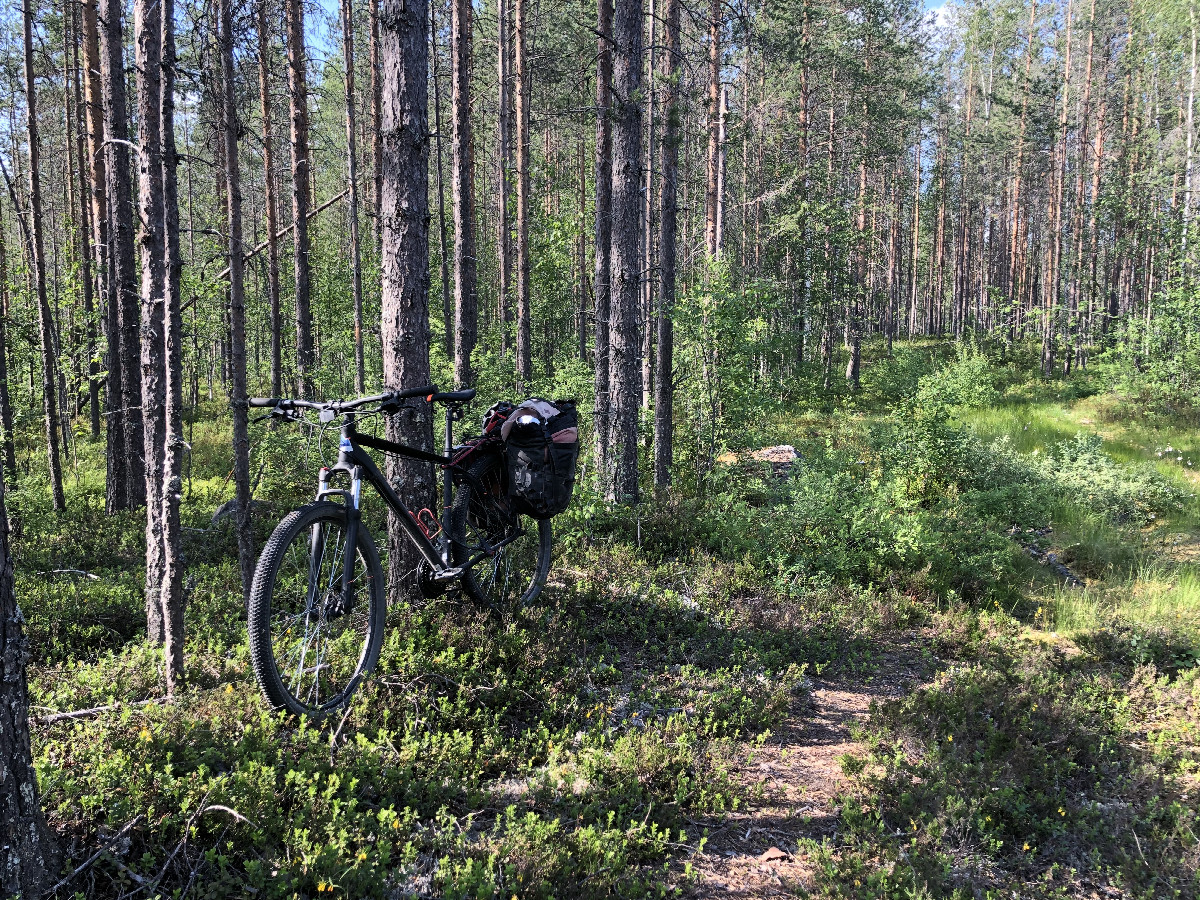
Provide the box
[248,385,476,418]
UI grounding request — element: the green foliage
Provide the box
[18,344,1200,897]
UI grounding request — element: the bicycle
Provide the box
[245,385,553,718]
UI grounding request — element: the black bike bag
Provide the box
[501,398,579,519]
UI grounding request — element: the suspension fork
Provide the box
[314,430,363,613]
[342,469,362,606]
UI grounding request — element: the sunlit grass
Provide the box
[1038,563,1200,640]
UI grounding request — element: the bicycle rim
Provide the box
[251,505,382,715]
[454,458,551,612]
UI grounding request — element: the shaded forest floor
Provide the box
[15,345,1200,898]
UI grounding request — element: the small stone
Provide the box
[759,846,788,862]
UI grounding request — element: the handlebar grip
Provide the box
[431,389,477,403]
[389,384,440,400]
[248,397,280,407]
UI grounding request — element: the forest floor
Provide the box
[687,640,931,897]
[15,347,1200,898]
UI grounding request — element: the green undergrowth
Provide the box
[15,344,1200,897]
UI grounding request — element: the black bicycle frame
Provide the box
[317,406,465,577]
[314,402,520,611]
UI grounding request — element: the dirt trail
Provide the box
[685,644,928,896]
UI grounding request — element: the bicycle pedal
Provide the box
[432,566,463,582]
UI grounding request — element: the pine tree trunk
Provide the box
[101,0,145,511]
[705,0,720,259]
[1067,0,1097,372]
[159,0,185,693]
[653,0,681,495]
[70,0,101,440]
[0,203,16,479]
[1185,10,1197,259]
[0,467,58,896]
[135,0,168,644]
[451,0,477,387]
[1045,0,1073,377]
[431,4,453,362]
[909,133,920,337]
[23,0,65,512]
[593,0,613,485]
[221,0,256,603]
[258,0,283,398]
[84,0,122,507]
[286,0,314,397]
[370,0,383,250]
[380,0,435,605]
[845,160,865,389]
[609,0,643,503]
[514,0,532,388]
[642,0,656,411]
[343,0,366,393]
[1008,6,1035,334]
[497,0,513,355]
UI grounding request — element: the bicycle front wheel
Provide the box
[248,502,385,718]
[451,455,553,614]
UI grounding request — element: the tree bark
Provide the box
[70,0,101,440]
[379,0,435,604]
[497,0,513,355]
[593,0,613,486]
[135,0,168,644]
[257,0,283,399]
[83,0,122,506]
[514,0,532,388]
[0,202,16,480]
[343,0,366,392]
[1044,0,1073,377]
[1185,8,1197,259]
[286,0,314,396]
[221,0,256,602]
[451,0,477,386]
[431,3,453,359]
[100,0,145,511]
[609,0,643,503]
[705,0,721,259]
[0,466,58,897]
[370,0,383,249]
[1067,0,1097,372]
[845,160,865,389]
[23,0,65,512]
[159,0,186,693]
[642,0,656,411]
[653,0,681,494]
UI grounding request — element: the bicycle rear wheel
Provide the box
[451,455,552,614]
[248,502,385,718]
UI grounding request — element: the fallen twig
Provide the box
[43,815,142,897]
[36,697,162,726]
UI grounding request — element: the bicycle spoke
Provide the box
[259,508,379,714]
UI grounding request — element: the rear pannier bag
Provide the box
[500,398,579,518]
